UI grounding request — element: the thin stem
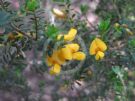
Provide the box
[112,0,121,19]
[33,12,38,40]
[118,72,127,101]
[10,23,34,40]
[85,15,97,30]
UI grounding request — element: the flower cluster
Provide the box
[46,27,108,75]
[46,28,86,75]
[89,38,107,60]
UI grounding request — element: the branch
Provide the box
[10,23,34,40]
[34,12,38,40]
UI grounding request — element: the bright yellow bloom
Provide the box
[46,56,54,66]
[64,43,80,53]
[95,51,104,60]
[49,64,61,75]
[52,8,66,19]
[89,38,107,60]
[61,47,73,60]
[46,38,86,75]
[57,28,77,41]
[73,52,86,60]
[51,50,66,65]
[64,28,77,41]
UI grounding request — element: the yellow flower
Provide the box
[95,51,104,60]
[57,28,77,41]
[64,43,80,53]
[51,50,66,65]
[46,39,86,75]
[61,47,73,60]
[46,56,54,66]
[73,52,86,60]
[52,8,66,19]
[89,38,107,60]
[125,28,133,35]
[49,64,61,75]
[64,28,77,41]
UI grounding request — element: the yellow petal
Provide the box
[64,28,77,41]
[95,53,100,60]
[52,8,66,18]
[95,51,105,60]
[61,47,72,60]
[95,38,107,52]
[46,56,54,66]
[73,52,86,61]
[65,43,80,53]
[57,49,66,64]
[49,64,61,75]
[57,34,63,40]
[89,39,98,55]
[52,50,65,65]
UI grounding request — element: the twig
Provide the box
[85,15,97,30]
[117,72,127,101]
[10,23,34,40]
[33,12,38,40]
[112,0,121,19]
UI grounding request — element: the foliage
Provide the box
[0,0,135,101]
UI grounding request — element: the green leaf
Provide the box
[53,0,65,2]
[45,25,59,39]
[39,80,45,88]
[128,38,135,48]
[26,0,39,11]
[80,4,89,15]
[98,19,110,34]
[112,66,121,74]
[0,11,11,27]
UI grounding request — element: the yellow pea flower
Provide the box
[57,28,77,41]
[52,8,66,19]
[73,52,86,61]
[46,56,54,66]
[61,47,72,60]
[89,38,107,60]
[64,43,80,53]
[49,64,61,75]
[64,28,77,41]
[52,50,66,65]
[95,51,105,60]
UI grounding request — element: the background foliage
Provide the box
[0,0,135,101]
